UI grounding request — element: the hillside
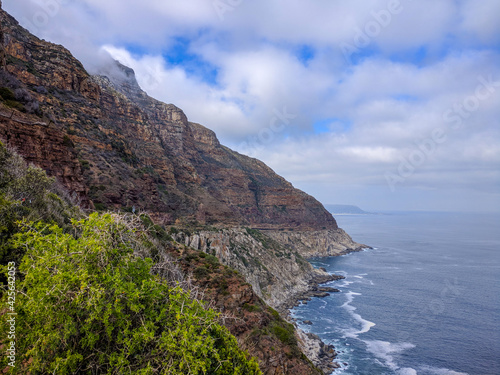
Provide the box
[0,141,325,374]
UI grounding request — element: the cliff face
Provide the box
[172,227,344,373]
[174,228,327,309]
[0,7,336,231]
[264,229,366,258]
[0,113,88,204]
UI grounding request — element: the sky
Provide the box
[4,0,500,212]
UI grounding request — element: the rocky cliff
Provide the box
[264,229,366,258]
[174,227,334,310]
[0,6,336,231]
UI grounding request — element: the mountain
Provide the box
[0,4,361,254]
[0,4,365,373]
[1,9,335,231]
[325,204,371,214]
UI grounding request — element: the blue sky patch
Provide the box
[296,45,315,65]
[161,37,219,86]
[313,118,351,134]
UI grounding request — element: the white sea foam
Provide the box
[419,365,469,375]
[341,292,376,338]
[397,368,418,375]
[316,300,328,310]
[315,261,329,267]
[341,291,360,308]
[364,340,416,372]
[338,279,355,288]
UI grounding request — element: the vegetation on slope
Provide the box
[0,142,260,374]
[0,140,81,270]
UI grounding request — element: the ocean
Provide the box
[291,211,500,375]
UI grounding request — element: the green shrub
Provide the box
[62,134,74,148]
[0,142,81,269]
[4,99,24,111]
[168,227,179,235]
[184,253,199,262]
[0,214,261,374]
[194,266,210,279]
[93,202,107,211]
[243,303,262,313]
[0,87,16,101]
[79,159,90,170]
[205,254,220,268]
[270,322,297,347]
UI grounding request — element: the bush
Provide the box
[243,303,262,313]
[205,254,220,268]
[62,134,74,148]
[3,99,24,111]
[270,322,297,347]
[194,265,210,279]
[0,87,15,101]
[0,141,81,269]
[93,202,107,211]
[0,213,261,374]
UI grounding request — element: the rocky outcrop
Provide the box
[0,111,88,204]
[264,229,368,257]
[296,331,341,374]
[175,228,328,310]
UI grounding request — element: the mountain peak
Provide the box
[93,58,145,100]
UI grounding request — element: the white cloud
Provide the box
[459,0,500,44]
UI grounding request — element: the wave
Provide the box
[364,340,416,372]
[339,280,355,287]
[418,365,469,375]
[341,292,376,338]
[313,261,330,267]
[332,270,347,276]
[397,368,418,375]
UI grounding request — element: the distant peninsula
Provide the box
[325,204,372,215]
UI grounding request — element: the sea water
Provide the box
[291,211,500,375]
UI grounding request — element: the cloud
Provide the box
[459,0,500,45]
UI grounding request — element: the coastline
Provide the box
[280,245,370,373]
[278,245,369,313]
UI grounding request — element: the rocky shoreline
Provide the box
[282,247,370,374]
[278,245,369,314]
[278,271,345,313]
[287,271,347,374]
